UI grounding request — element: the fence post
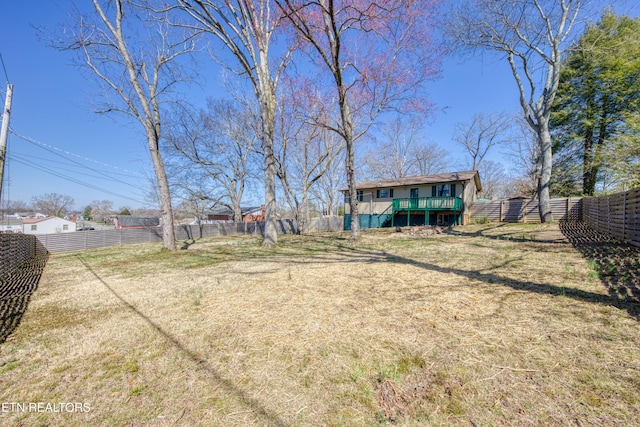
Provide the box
[623,192,627,241]
[607,197,611,236]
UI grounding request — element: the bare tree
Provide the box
[309,136,345,217]
[202,98,260,221]
[447,0,583,222]
[275,86,342,232]
[411,143,453,177]
[0,199,31,216]
[362,116,451,180]
[478,160,509,200]
[508,114,541,197]
[166,98,260,223]
[174,196,211,225]
[32,193,74,217]
[174,0,292,246]
[452,112,511,170]
[361,116,421,180]
[276,0,443,239]
[90,199,115,223]
[57,0,197,249]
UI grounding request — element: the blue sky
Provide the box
[1,1,638,211]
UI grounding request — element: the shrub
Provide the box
[473,214,489,224]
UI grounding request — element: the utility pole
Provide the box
[0,82,13,203]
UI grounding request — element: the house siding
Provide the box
[345,182,466,216]
[342,171,481,228]
[23,217,77,235]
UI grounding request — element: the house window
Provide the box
[63,224,69,230]
[357,191,364,202]
[433,185,458,197]
[376,189,394,199]
[436,184,450,197]
[410,188,419,198]
[31,225,37,231]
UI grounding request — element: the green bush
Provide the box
[473,214,489,224]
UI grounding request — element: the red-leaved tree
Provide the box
[276,0,443,239]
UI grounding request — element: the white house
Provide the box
[22,217,77,234]
[0,218,23,233]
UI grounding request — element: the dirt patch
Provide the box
[405,225,445,237]
[375,369,437,422]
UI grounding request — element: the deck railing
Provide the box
[392,197,462,211]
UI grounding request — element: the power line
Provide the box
[10,151,141,178]
[0,52,9,83]
[10,130,144,178]
[9,155,147,205]
[10,129,146,190]
[6,129,154,206]
[10,152,143,186]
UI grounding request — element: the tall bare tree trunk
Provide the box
[260,80,278,246]
[538,118,553,222]
[64,0,188,251]
[340,92,360,239]
[447,0,583,223]
[148,134,176,249]
[175,0,284,247]
[232,197,243,224]
[300,193,308,234]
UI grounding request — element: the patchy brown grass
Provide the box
[1,223,639,426]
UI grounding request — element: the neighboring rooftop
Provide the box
[206,206,264,216]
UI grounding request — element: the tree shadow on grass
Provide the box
[311,232,640,321]
[0,240,49,345]
[447,223,569,245]
[559,221,640,319]
[209,226,639,321]
[380,252,631,313]
[77,257,288,427]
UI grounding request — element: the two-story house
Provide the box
[342,170,482,229]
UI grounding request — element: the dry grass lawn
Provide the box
[1,222,639,426]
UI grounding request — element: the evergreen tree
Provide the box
[83,205,93,221]
[551,12,640,195]
[607,113,640,190]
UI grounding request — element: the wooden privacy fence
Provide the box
[582,187,640,246]
[470,197,583,223]
[307,216,344,233]
[32,220,297,253]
